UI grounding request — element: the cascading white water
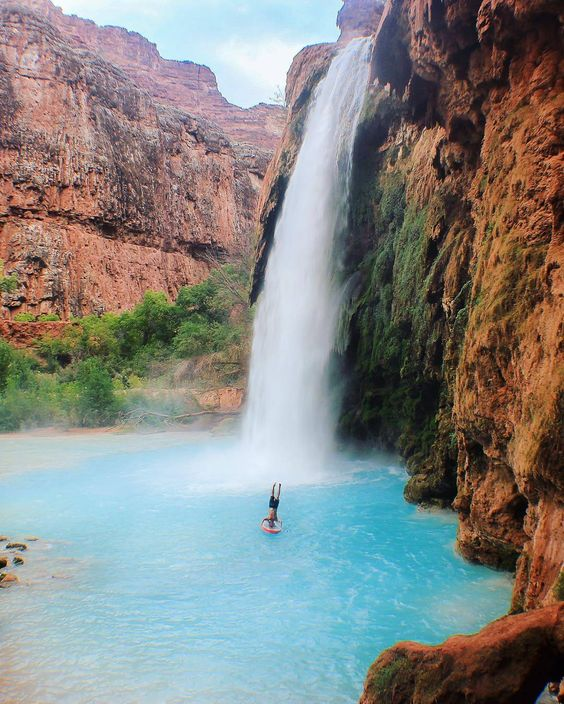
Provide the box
[243,38,373,477]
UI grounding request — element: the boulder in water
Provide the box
[13,555,25,566]
[0,557,7,569]
[0,572,19,587]
[6,543,27,552]
[359,603,564,704]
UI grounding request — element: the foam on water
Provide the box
[0,433,513,704]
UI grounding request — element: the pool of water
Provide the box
[0,431,513,703]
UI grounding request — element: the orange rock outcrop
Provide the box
[359,603,564,704]
[0,319,69,347]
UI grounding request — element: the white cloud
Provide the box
[56,0,171,19]
[216,37,301,105]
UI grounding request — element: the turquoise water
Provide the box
[0,432,512,703]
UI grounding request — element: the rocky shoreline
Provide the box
[0,536,37,588]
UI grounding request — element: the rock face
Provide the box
[252,0,563,612]
[0,319,69,347]
[0,0,285,318]
[359,603,564,704]
[337,0,384,42]
[17,0,285,150]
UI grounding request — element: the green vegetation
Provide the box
[341,171,440,453]
[339,128,472,503]
[0,264,250,432]
[0,259,18,294]
[14,312,61,322]
[14,312,36,322]
[368,655,411,697]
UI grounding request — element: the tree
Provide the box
[76,358,120,426]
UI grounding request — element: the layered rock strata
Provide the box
[0,0,284,318]
[252,0,563,611]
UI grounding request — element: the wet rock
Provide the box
[0,557,7,569]
[24,536,39,542]
[5,543,27,552]
[0,537,8,542]
[12,556,25,566]
[0,573,20,587]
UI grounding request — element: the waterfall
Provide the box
[243,38,373,478]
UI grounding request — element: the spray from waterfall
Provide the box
[243,38,373,479]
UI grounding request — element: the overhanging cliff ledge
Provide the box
[252,0,563,615]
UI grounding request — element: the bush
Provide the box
[0,259,18,293]
[173,318,233,358]
[75,358,121,427]
[0,340,35,392]
[14,312,36,322]
[37,313,61,322]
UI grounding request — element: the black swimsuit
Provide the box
[269,496,279,510]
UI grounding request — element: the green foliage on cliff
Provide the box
[0,265,250,432]
[367,655,411,698]
[0,259,18,294]
[553,570,564,602]
[341,171,439,457]
[338,122,471,505]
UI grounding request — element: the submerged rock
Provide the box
[5,543,27,552]
[0,557,7,569]
[359,604,564,704]
[12,556,25,566]
[0,573,20,588]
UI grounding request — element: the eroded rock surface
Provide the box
[359,603,564,704]
[0,0,285,318]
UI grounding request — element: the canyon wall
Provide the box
[253,0,563,615]
[0,0,285,318]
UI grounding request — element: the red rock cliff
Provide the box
[0,0,285,318]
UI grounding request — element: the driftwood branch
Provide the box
[122,409,239,425]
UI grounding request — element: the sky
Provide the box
[56,0,343,108]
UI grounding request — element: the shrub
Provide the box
[173,318,233,358]
[0,340,35,392]
[0,259,18,294]
[37,313,61,322]
[75,358,121,427]
[14,312,36,322]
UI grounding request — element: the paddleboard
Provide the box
[260,518,282,534]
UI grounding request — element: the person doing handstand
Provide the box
[266,482,281,526]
